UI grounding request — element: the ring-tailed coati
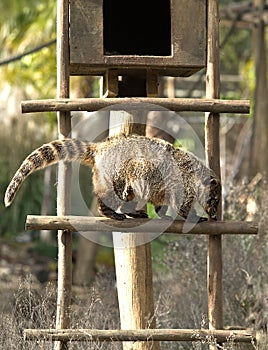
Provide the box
[4,134,221,221]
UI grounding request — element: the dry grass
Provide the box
[0,178,267,349]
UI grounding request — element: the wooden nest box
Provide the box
[70,0,206,77]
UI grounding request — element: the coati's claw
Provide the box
[126,210,148,219]
[109,212,126,221]
[197,217,208,223]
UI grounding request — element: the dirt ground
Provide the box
[0,238,55,314]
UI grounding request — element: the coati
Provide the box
[4,134,221,221]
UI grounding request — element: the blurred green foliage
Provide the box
[0,1,56,237]
[0,0,259,239]
[0,120,55,237]
[0,0,57,98]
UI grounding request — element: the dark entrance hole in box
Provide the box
[103,0,171,56]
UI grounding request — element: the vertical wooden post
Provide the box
[113,233,158,350]
[251,0,268,177]
[205,0,223,347]
[108,74,160,350]
[55,1,72,349]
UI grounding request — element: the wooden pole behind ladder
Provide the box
[55,0,72,349]
[206,0,223,348]
[107,74,161,350]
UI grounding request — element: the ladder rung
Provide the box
[23,328,256,343]
[25,215,258,235]
[21,97,250,114]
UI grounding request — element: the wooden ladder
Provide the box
[21,0,264,349]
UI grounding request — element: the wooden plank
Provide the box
[25,216,259,235]
[146,70,159,97]
[69,0,103,65]
[21,97,251,114]
[172,0,206,67]
[69,64,203,77]
[55,1,72,349]
[251,0,268,176]
[102,70,119,97]
[69,0,206,76]
[24,328,256,343]
[205,1,223,349]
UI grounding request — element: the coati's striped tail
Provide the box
[4,138,95,207]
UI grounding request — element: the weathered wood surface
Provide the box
[25,216,259,235]
[55,1,72,349]
[251,0,268,177]
[108,87,160,350]
[205,0,223,349]
[21,97,250,114]
[24,328,256,343]
[69,0,206,76]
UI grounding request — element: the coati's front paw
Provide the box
[197,216,208,223]
[97,197,126,220]
[108,212,126,220]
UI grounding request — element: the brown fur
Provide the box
[4,135,221,221]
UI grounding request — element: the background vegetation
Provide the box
[0,179,267,349]
[0,0,267,349]
[0,0,256,238]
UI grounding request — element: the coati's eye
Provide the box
[210,178,218,185]
[204,177,218,186]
